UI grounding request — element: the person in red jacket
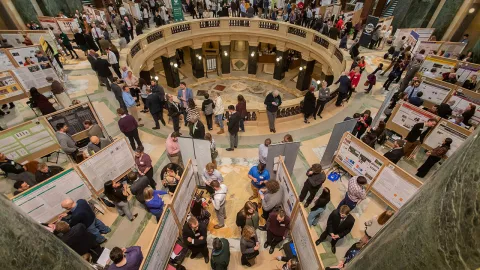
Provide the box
[336,18,344,30]
[346,66,361,102]
[264,210,290,254]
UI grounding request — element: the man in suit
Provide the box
[177,82,194,126]
[226,105,241,151]
[384,139,405,164]
[315,205,355,254]
[167,94,182,133]
[189,115,206,139]
[334,72,351,107]
[328,22,340,40]
[54,221,102,261]
[146,82,166,130]
[94,56,114,91]
[55,123,78,161]
[183,216,209,263]
[403,118,438,158]
[87,50,102,82]
[111,77,127,111]
[436,100,455,119]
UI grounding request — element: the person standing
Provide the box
[346,66,361,102]
[134,146,155,189]
[83,120,104,138]
[259,180,283,221]
[462,104,476,126]
[353,110,372,139]
[416,138,452,178]
[177,82,194,126]
[210,237,230,270]
[315,80,330,119]
[104,180,138,221]
[236,201,260,231]
[165,132,183,166]
[211,180,228,229]
[403,118,438,158]
[189,115,206,139]
[123,16,135,41]
[90,23,104,53]
[117,108,143,150]
[334,72,351,107]
[127,172,150,207]
[124,71,140,105]
[202,93,215,131]
[236,95,247,132]
[59,32,79,59]
[264,90,282,133]
[364,210,394,238]
[258,138,271,166]
[111,78,127,111]
[146,84,166,130]
[248,163,270,200]
[213,92,225,134]
[55,123,79,161]
[383,139,405,164]
[94,56,114,91]
[167,94,182,133]
[337,176,367,211]
[183,216,210,263]
[226,105,241,151]
[186,98,200,125]
[106,47,121,78]
[122,86,143,127]
[143,186,168,222]
[315,205,355,254]
[138,78,149,113]
[307,187,331,226]
[108,246,143,270]
[202,162,224,195]
[303,86,316,124]
[299,163,326,208]
[46,77,71,108]
[240,225,260,266]
[59,198,111,244]
[265,210,290,254]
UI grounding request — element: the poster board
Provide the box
[45,102,100,141]
[11,168,93,223]
[0,70,27,105]
[378,16,394,30]
[405,30,419,49]
[417,77,454,107]
[266,142,300,176]
[77,138,135,194]
[0,49,16,71]
[276,156,299,217]
[413,41,444,55]
[177,137,212,186]
[7,46,42,66]
[415,28,435,42]
[423,119,471,157]
[455,62,480,84]
[418,55,458,79]
[140,205,179,270]
[0,118,60,163]
[37,17,61,34]
[12,63,59,92]
[290,206,323,270]
[171,160,196,226]
[386,102,439,138]
[447,88,480,125]
[320,118,358,168]
[370,165,422,210]
[55,18,80,36]
[334,133,386,184]
[439,42,466,59]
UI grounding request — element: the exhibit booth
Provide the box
[418,56,480,89]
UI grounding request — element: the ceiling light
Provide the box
[173,63,178,68]
[468,8,475,13]
[154,76,159,80]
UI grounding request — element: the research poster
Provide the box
[336,134,384,182]
[413,41,443,55]
[46,104,98,135]
[392,103,435,131]
[78,138,135,192]
[0,120,57,161]
[0,71,24,101]
[419,56,457,78]
[455,62,480,83]
[276,160,297,217]
[0,50,16,72]
[37,17,61,34]
[439,42,466,59]
[13,63,58,90]
[142,207,179,270]
[447,90,480,125]
[56,18,80,35]
[8,46,42,66]
[417,80,452,105]
[423,120,469,157]
[12,169,92,223]
[372,166,418,209]
[172,162,195,223]
[291,208,321,270]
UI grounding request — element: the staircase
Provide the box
[381,0,398,17]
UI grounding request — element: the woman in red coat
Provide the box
[346,66,361,102]
[29,87,56,115]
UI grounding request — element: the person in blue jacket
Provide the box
[143,187,168,222]
[334,72,351,107]
[177,82,194,126]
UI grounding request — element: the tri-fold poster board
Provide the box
[386,102,440,138]
[276,156,299,217]
[334,133,423,210]
[177,137,212,186]
[447,88,480,125]
[418,56,458,80]
[423,119,471,157]
[171,160,197,226]
[417,77,455,108]
[290,206,323,270]
[11,168,93,223]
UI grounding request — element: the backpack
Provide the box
[204,101,214,115]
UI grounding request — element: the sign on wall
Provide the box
[359,16,379,47]
[172,0,185,22]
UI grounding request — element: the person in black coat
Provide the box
[189,115,206,139]
[167,94,182,133]
[29,87,56,115]
[329,26,340,40]
[403,119,438,158]
[315,205,355,254]
[353,110,372,139]
[383,139,405,164]
[350,43,360,59]
[73,30,88,56]
[183,217,209,263]
[54,221,103,261]
[436,101,454,119]
[146,82,166,129]
[94,57,114,91]
[226,105,242,151]
[462,103,476,126]
[334,73,351,107]
[264,90,282,133]
[303,87,316,123]
[84,34,99,51]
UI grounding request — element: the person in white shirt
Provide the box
[90,23,104,53]
[213,92,225,134]
[423,68,438,79]
[210,180,228,229]
[202,162,224,195]
[364,210,394,238]
[449,115,467,128]
[142,7,150,28]
[258,138,271,165]
[106,47,121,78]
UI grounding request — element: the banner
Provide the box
[172,0,185,22]
[359,16,379,47]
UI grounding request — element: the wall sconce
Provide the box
[469,8,475,13]
[316,80,321,84]
[154,76,159,80]
[170,62,173,66]
[198,55,202,60]
[299,67,303,71]
[251,52,255,57]
[224,51,228,56]
[173,63,178,68]
[303,66,307,69]
[276,57,281,62]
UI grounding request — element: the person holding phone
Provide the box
[247,163,270,200]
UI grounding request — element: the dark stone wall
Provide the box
[431,0,465,39]
[347,127,480,269]
[12,0,38,24]
[391,0,440,30]
[13,0,84,24]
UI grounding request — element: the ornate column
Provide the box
[248,43,259,75]
[296,56,315,91]
[190,44,205,79]
[220,41,231,75]
[162,48,180,88]
[0,195,93,269]
[348,128,480,269]
[273,42,286,81]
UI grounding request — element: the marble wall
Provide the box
[430,0,465,39]
[0,195,93,269]
[13,0,83,24]
[391,0,440,30]
[347,128,480,269]
[11,0,38,25]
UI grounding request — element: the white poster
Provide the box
[415,28,434,42]
[172,162,196,223]
[372,166,419,209]
[12,169,92,223]
[321,0,332,6]
[448,91,480,125]
[56,18,80,35]
[417,80,452,105]
[439,42,466,59]
[276,159,297,217]
[336,134,384,182]
[291,208,321,270]
[455,63,480,83]
[8,47,40,66]
[391,103,435,131]
[78,138,135,192]
[423,120,469,157]
[354,2,364,11]
[13,63,58,90]
[413,41,443,55]
[0,51,15,72]
[418,56,458,79]
[38,17,61,34]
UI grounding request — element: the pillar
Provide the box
[0,195,93,269]
[248,45,258,75]
[190,47,205,79]
[273,50,285,81]
[220,44,231,75]
[161,55,180,88]
[296,59,315,91]
[373,0,387,17]
[348,128,480,269]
